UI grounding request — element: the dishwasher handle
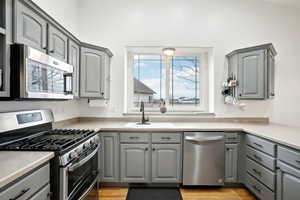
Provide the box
[184,136,224,144]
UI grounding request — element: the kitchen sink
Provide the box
[125,122,175,128]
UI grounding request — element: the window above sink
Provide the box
[125,46,214,115]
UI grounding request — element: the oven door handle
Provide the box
[68,146,99,172]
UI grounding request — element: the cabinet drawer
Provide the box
[0,164,50,200]
[152,133,181,143]
[225,132,240,143]
[246,173,275,200]
[246,158,275,190]
[278,146,300,169]
[246,135,275,156]
[120,133,150,143]
[29,184,50,200]
[246,146,275,171]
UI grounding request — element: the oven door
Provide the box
[60,146,99,200]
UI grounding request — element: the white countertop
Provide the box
[60,121,300,150]
[0,151,54,189]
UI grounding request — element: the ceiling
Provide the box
[263,0,300,7]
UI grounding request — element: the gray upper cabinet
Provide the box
[268,51,275,98]
[120,143,150,183]
[238,50,265,99]
[80,44,112,99]
[68,40,80,98]
[225,144,238,182]
[0,0,11,97]
[227,43,277,100]
[48,25,68,62]
[100,132,119,182]
[14,0,47,52]
[152,144,182,183]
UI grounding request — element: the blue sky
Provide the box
[134,55,200,100]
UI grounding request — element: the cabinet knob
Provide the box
[145,148,148,151]
[50,50,55,53]
[152,148,155,151]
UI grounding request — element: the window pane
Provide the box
[170,56,200,107]
[133,55,165,108]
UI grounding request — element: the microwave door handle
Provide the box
[64,73,73,94]
[68,146,99,172]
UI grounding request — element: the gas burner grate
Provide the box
[0,129,96,152]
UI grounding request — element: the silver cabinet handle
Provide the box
[253,154,262,161]
[161,137,171,140]
[252,168,262,176]
[253,142,263,148]
[129,136,139,139]
[252,185,262,193]
[9,188,30,200]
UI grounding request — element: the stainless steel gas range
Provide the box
[0,110,100,200]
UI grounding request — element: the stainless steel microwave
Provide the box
[10,44,73,100]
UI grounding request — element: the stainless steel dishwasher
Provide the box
[183,132,225,186]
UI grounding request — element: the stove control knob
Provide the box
[85,142,90,149]
[69,150,78,160]
[90,139,95,146]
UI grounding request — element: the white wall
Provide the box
[0,0,81,122]
[32,0,80,38]
[77,0,300,127]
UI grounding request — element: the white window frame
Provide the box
[124,46,214,115]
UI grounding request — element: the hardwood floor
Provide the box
[99,187,256,200]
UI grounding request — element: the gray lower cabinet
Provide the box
[277,161,300,200]
[225,144,238,182]
[243,134,276,200]
[80,46,106,98]
[227,44,277,100]
[14,0,47,52]
[48,25,68,62]
[120,143,150,183]
[30,184,50,200]
[68,40,80,98]
[152,144,181,183]
[100,132,119,182]
[0,163,50,200]
[277,146,300,200]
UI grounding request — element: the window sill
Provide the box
[123,111,215,117]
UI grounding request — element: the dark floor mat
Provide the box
[126,187,182,200]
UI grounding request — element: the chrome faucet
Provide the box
[139,101,150,125]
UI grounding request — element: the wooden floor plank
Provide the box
[99,187,256,200]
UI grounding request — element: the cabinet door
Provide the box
[225,144,238,182]
[100,133,119,182]
[80,47,105,98]
[268,51,275,98]
[48,25,68,62]
[238,50,265,99]
[152,144,182,183]
[68,40,80,98]
[120,144,150,183]
[277,161,300,200]
[15,0,47,52]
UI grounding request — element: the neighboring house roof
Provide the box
[134,78,156,95]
